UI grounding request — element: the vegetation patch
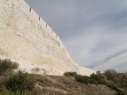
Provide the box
[64,70,127,95]
[0,59,18,75]
[0,59,126,95]
[6,71,35,92]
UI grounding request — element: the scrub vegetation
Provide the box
[0,59,126,95]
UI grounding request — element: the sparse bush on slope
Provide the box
[64,72,77,77]
[0,59,126,95]
[6,71,35,92]
[0,59,18,75]
[64,70,127,95]
[75,75,90,84]
[0,59,33,95]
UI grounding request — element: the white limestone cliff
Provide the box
[0,0,94,75]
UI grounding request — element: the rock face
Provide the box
[0,0,94,75]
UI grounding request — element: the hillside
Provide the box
[0,59,127,95]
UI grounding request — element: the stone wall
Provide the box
[0,0,94,75]
[16,0,63,48]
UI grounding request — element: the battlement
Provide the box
[15,0,63,48]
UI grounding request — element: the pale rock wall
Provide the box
[0,0,94,75]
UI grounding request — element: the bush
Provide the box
[75,75,90,84]
[104,70,117,80]
[0,59,18,75]
[64,72,77,77]
[6,71,35,92]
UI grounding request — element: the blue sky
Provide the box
[26,0,127,72]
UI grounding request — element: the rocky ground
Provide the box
[30,75,116,95]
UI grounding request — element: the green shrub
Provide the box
[103,70,117,80]
[75,75,90,84]
[64,72,77,77]
[6,71,35,92]
[0,59,18,75]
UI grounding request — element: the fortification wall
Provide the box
[0,0,94,75]
[16,0,63,48]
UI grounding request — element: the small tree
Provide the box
[104,69,117,80]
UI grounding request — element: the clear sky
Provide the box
[26,0,127,72]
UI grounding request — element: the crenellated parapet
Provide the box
[14,0,63,48]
